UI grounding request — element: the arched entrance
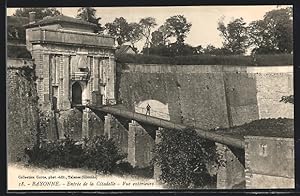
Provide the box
[72,82,82,105]
[135,99,170,120]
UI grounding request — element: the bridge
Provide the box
[88,105,245,149]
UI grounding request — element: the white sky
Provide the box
[7,6,291,51]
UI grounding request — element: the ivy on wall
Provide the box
[152,128,217,188]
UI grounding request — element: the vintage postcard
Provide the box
[7,5,294,191]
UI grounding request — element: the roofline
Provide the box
[23,19,98,28]
[30,40,116,50]
[29,28,115,39]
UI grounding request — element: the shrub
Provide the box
[152,128,216,188]
[254,53,293,66]
[25,135,127,174]
[83,136,127,173]
[113,161,134,175]
[25,137,85,168]
[280,95,294,104]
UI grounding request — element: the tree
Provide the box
[139,17,157,51]
[193,45,204,55]
[163,15,192,45]
[127,22,143,52]
[217,17,249,55]
[13,8,61,20]
[248,7,293,54]
[248,20,278,54]
[151,25,172,47]
[105,17,131,46]
[76,7,103,32]
[151,30,165,47]
[153,128,216,188]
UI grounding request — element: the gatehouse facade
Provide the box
[25,13,116,111]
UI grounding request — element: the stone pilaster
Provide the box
[154,128,163,180]
[104,114,112,138]
[106,56,116,105]
[128,121,137,167]
[216,143,228,189]
[93,57,99,92]
[32,49,44,107]
[61,55,71,110]
[82,107,91,138]
[216,142,245,189]
[58,55,64,110]
[42,53,51,110]
[127,121,155,168]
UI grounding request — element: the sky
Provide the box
[7,5,291,51]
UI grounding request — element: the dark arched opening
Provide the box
[72,82,82,105]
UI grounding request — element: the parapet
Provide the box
[27,28,115,49]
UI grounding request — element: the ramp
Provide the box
[88,105,245,149]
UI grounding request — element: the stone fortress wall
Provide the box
[118,64,293,129]
[7,59,39,162]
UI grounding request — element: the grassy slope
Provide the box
[215,118,294,139]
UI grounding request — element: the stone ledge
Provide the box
[244,135,294,141]
[123,63,293,74]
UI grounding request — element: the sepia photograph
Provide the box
[6,5,294,191]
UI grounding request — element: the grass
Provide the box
[215,118,294,140]
[116,53,293,66]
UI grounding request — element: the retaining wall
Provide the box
[245,136,294,189]
[118,64,293,129]
[7,59,39,162]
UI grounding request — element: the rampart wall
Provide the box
[117,64,293,130]
[7,59,39,162]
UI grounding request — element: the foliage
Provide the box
[152,128,216,188]
[146,15,191,55]
[105,17,132,46]
[216,118,294,139]
[10,8,60,41]
[7,45,32,58]
[112,161,133,175]
[8,27,25,41]
[128,22,143,51]
[25,135,127,173]
[83,136,126,173]
[150,25,173,47]
[164,15,192,45]
[139,17,157,51]
[151,30,165,47]
[116,53,292,66]
[144,43,196,56]
[13,8,61,20]
[202,44,232,56]
[76,7,103,32]
[253,53,293,66]
[248,7,293,54]
[280,95,294,104]
[217,17,249,55]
